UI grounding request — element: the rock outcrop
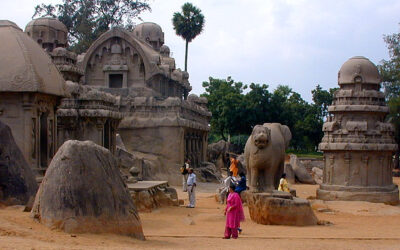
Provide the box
[245,191,318,226]
[31,140,144,240]
[132,186,178,212]
[194,162,221,182]
[0,121,37,206]
[289,154,315,184]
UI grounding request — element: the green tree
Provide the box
[172,2,205,71]
[379,27,400,168]
[311,84,335,120]
[33,0,151,53]
[201,77,246,141]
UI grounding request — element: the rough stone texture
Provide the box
[207,140,230,172]
[245,192,318,226]
[194,162,221,183]
[131,186,178,212]
[317,56,399,204]
[312,167,323,185]
[284,163,296,184]
[31,140,144,239]
[289,154,316,184]
[0,21,65,175]
[244,123,292,192]
[0,121,38,206]
[57,81,122,155]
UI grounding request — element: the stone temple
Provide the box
[317,56,399,204]
[0,18,210,184]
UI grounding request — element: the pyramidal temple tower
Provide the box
[317,56,399,204]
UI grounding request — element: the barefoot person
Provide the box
[186,168,196,208]
[223,184,245,239]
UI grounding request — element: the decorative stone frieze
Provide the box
[317,56,399,204]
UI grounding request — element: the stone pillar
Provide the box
[317,56,399,204]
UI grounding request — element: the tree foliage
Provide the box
[202,77,335,152]
[172,2,204,71]
[33,0,151,53]
[379,27,400,168]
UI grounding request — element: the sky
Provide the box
[2,0,400,102]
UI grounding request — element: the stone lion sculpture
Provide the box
[244,123,292,192]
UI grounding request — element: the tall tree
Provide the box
[379,27,400,169]
[201,77,246,141]
[172,2,205,72]
[33,0,151,53]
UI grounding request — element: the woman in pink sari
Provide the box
[223,184,245,239]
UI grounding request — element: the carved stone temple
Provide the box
[317,56,399,204]
[0,18,210,183]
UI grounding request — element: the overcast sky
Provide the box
[2,0,400,101]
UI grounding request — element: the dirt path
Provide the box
[1,179,400,249]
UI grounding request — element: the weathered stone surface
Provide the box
[244,123,292,192]
[31,140,144,239]
[194,162,221,183]
[289,154,315,184]
[131,186,178,212]
[317,56,399,204]
[207,140,230,171]
[245,192,318,226]
[0,121,38,206]
[284,163,296,184]
[312,167,323,185]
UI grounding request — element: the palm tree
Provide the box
[172,2,205,72]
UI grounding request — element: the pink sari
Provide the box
[225,192,245,228]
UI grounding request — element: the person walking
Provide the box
[223,184,245,239]
[278,173,290,192]
[186,168,197,208]
[181,159,190,192]
[234,172,247,234]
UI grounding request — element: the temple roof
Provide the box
[338,56,381,84]
[0,20,66,96]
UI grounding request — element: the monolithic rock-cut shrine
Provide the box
[317,56,399,204]
[0,18,211,184]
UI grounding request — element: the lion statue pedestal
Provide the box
[243,123,318,226]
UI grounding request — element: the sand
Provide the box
[1,179,400,250]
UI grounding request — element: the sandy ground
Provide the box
[1,179,400,249]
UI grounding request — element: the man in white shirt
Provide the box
[186,168,196,208]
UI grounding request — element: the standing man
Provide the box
[181,159,190,192]
[186,168,197,208]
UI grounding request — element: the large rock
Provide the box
[207,140,230,171]
[31,140,144,239]
[131,186,179,212]
[289,154,315,184]
[194,162,221,182]
[0,121,37,206]
[245,192,318,226]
